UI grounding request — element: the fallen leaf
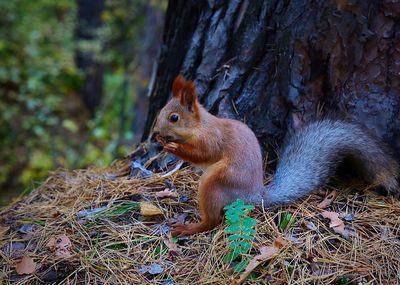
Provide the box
[321,211,343,228]
[76,207,107,218]
[155,189,179,199]
[318,190,337,208]
[15,255,36,275]
[321,211,356,238]
[46,234,72,257]
[231,239,284,284]
[138,263,164,275]
[273,237,286,249]
[3,242,26,257]
[140,202,163,216]
[162,233,181,256]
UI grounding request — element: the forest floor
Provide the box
[1,147,400,284]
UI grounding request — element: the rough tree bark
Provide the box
[142,0,400,160]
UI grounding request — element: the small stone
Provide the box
[343,213,355,221]
[148,263,164,275]
[18,224,34,234]
[178,195,189,203]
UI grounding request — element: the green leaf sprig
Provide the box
[223,199,257,272]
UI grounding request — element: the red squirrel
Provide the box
[153,75,399,236]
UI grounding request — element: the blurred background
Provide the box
[0,0,167,205]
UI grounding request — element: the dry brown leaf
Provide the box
[231,239,285,285]
[162,233,181,256]
[273,237,286,249]
[321,211,356,238]
[321,211,343,227]
[155,189,179,199]
[318,190,337,208]
[15,255,36,275]
[140,202,163,216]
[46,234,72,257]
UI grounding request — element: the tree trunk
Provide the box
[132,4,165,145]
[142,0,400,159]
[75,0,104,116]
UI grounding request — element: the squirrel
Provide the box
[153,75,400,236]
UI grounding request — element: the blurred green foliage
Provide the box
[0,0,161,204]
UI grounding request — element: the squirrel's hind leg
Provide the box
[171,162,236,236]
[171,181,224,236]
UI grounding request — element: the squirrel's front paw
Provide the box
[164,142,179,153]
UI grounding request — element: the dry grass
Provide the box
[1,155,400,284]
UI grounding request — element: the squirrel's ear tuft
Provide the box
[172,75,186,98]
[172,75,198,114]
[181,81,198,113]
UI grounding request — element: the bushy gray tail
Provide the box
[263,120,399,206]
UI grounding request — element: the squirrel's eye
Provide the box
[169,114,179,123]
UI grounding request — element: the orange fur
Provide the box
[153,75,264,236]
[172,75,186,98]
[171,76,199,116]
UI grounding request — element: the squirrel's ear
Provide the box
[172,75,186,98]
[181,81,198,113]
